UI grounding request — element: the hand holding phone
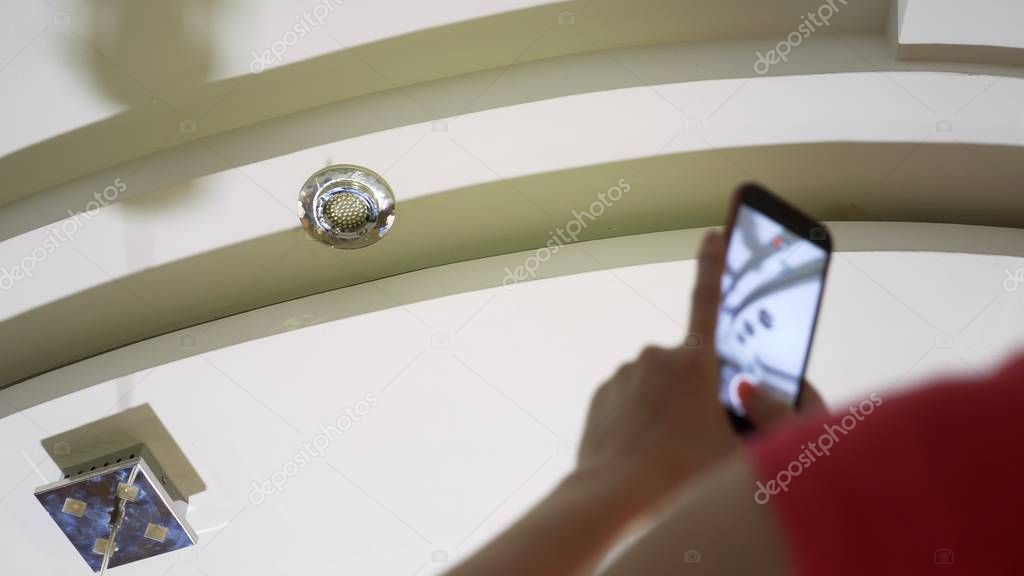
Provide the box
[716,184,832,433]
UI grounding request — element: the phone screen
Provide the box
[716,202,828,423]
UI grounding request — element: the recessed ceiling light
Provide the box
[298,164,396,249]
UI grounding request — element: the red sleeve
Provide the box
[748,353,1024,576]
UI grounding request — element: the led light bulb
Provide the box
[323,193,371,232]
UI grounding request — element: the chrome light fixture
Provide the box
[298,164,396,249]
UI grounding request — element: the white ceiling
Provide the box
[2,1,1024,573]
[2,228,1022,574]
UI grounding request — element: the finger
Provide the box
[739,381,796,429]
[798,380,826,413]
[686,231,726,351]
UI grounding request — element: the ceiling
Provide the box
[2,1,1024,387]
[3,229,1023,575]
[2,0,1024,573]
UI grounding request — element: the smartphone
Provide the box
[716,183,832,433]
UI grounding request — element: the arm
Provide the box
[442,469,631,576]
[445,382,822,576]
[444,231,826,576]
[594,378,825,575]
[598,452,790,576]
[602,354,1024,575]
[445,231,741,576]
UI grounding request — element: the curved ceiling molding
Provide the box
[6,0,1023,208]
[2,142,1024,389]
[3,33,1023,240]
[1,0,1024,388]
[896,0,1024,65]
[0,0,889,201]
[2,222,1023,412]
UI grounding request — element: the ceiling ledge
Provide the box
[7,0,1023,206]
[896,0,1024,66]
[2,140,1024,389]
[2,220,1023,413]
[5,34,1024,242]
[897,44,1024,67]
[0,0,892,203]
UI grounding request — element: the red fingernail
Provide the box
[738,380,755,403]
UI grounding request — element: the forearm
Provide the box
[444,469,633,576]
[599,454,790,576]
[444,231,746,575]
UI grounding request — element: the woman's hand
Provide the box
[739,378,826,429]
[574,231,739,519]
[445,230,828,576]
[575,231,828,522]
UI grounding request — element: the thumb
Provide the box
[739,381,796,429]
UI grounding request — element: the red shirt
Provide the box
[750,353,1024,575]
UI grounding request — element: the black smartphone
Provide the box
[716,183,832,433]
